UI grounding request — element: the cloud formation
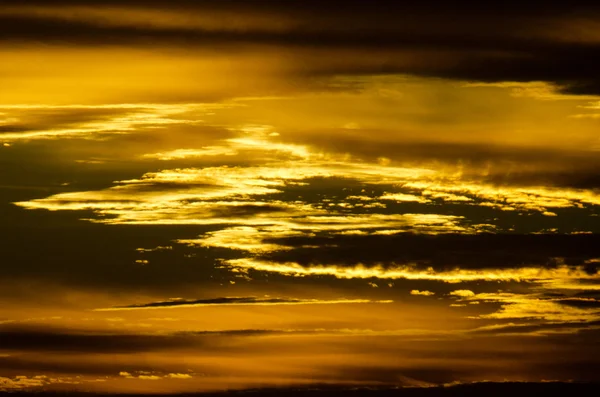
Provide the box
[3,1,600,392]
[95,296,392,311]
[2,1,600,97]
[410,290,435,296]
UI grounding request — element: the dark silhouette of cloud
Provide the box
[97,296,386,311]
[2,2,600,94]
[0,328,190,353]
[261,233,600,270]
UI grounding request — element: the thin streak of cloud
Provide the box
[95,296,393,311]
[224,259,600,284]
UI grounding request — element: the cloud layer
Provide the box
[3,1,600,393]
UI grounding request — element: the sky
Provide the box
[1,1,600,393]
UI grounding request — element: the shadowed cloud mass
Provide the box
[95,296,392,311]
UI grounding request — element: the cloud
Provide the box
[3,323,600,390]
[471,320,600,337]
[400,180,600,213]
[0,376,48,391]
[223,258,600,285]
[141,147,238,160]
[439,290,600,326]
[0,104,209,142]
[410,290,435,296]
[381,193,430,204]
[95,296,392,311]
[449,290,476,298]
[470,293,600,323]
[259,234,600,271]
[0,375,83,391]
[2,1,600,96]
[14,121,600,233]
[3,3,600,392]
[166,373,193,379]
[120,371,186,381]
[0,328,194,353]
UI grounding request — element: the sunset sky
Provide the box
[2,1,600,393]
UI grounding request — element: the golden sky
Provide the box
[2,1,600,394]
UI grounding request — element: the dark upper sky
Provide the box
[1,1,600,393]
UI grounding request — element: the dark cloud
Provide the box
[100,296,371,310]
[207,205,292,219]
[0,326,289,355]
[2,2,600,93]
[555,299,600,309]
[0,355,139,376]
[0,221,223,295]
[0,328,189,353]
[3,324,600,388]
[0,126,31,134]
[183,329,287,337]
[261,233,600,270]
[0,108,137,134]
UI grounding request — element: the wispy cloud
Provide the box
[223,259,600,284]
[0,375,81,391]
[95,296,393,311]
[0,104,213,142]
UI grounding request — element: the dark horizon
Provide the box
[3,382,600,396]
